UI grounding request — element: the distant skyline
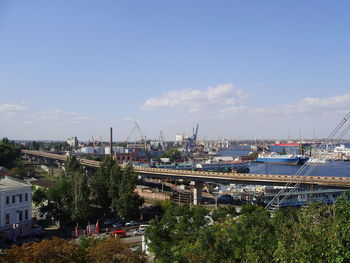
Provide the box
[1,1,350,141]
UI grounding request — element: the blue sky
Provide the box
[1,1,350,141]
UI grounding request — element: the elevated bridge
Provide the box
[22,150,350,204]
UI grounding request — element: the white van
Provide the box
[133,224,150,236]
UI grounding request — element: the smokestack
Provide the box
[110,127,113,156]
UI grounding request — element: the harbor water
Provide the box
[219,143,350,178]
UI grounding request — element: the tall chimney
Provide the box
[110,127,113,156]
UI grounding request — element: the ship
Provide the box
[256,152,301,165]
[195,160,250,173]
[149,160,250,173]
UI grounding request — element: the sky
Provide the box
[0,0,350,141]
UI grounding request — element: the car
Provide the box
[112,222,123,228]
[133,228,145,236]
[103,218,116,225]
[131,245,141,251]
[125,221,139,227]
[111,230,126,238]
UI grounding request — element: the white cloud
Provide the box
[142,83,249,113]
[255,82,267,88]
[249,94,350,116]
[37,110,91,123]
[116,116,135,122]
[160,120,177,124]
[0,104,26,112]
[220,105,248,114]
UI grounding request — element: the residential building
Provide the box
[0,169,32,239]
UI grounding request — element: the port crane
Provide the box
[184,124,199,152]
[266,111,350,212]
[125,121,149,150]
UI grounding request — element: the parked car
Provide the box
[112,222,123,228]
[103,218,116,225]
[111,230,126,238]
[131,245,141,251]
[125,221,139,227]
[133,225,150,236]
[133,228,145,236]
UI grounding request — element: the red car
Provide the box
[111,230,126,238]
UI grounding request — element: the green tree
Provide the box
[116,164,144,219]
[108,163,123,215]
[146,204,211,263]
[211,205,238,221]
[0,138,21,169]
[32,187,48,206]
[273,204,335,262]
[332,192,350,261]
[90,155,115,214]
[41,176,74,223]
[160,148,182,162]
[64,155,81,177]
[72,170,90,224]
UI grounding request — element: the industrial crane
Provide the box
[184,124,199,152]
[125,122,149,150]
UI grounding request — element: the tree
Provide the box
[32,187,48,206]
[72,170,90,224]
[146,204,211,263]
[0,236,146,263]
[63,155,90,224]
[331,192,350,261]
[116,164,144,219]
[0,237,85,263]
[109,164,123,215]
[0,138,21,169]
[273,204,335,262]
[64,155,82,177]
[160,148,182,162]
[87,237,147,263]
[211,205,238,221]
[90,155,116,214]
[43,177,74,223]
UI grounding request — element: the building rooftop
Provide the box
[0,168,31,190]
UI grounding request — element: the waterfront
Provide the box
[219,143,350,177]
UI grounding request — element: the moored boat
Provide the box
[256,152,301,165]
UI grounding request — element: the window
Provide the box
[25,210,28,220]
[12,195,15,204]
[5,214,10,225]
[19,194,22,202]
[19,211,23,221]
[6,196,9,205]
[25,193,28,201]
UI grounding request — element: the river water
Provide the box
[219,143,350,177]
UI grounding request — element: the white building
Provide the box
[79,146,125,155]
[0,170,32,239]
[175,134,184,142]
[67,137,78,148]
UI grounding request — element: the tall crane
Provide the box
[184,124,199,152]
[125,122,149,150]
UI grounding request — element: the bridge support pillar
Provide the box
[192,181,203,205]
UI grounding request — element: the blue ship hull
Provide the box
[256,157,300,165]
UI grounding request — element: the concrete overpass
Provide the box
[22,150,350,204]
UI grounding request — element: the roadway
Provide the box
[22,150,350,188]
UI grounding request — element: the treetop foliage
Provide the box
[0,236,146,263]
[146,195,350,263]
